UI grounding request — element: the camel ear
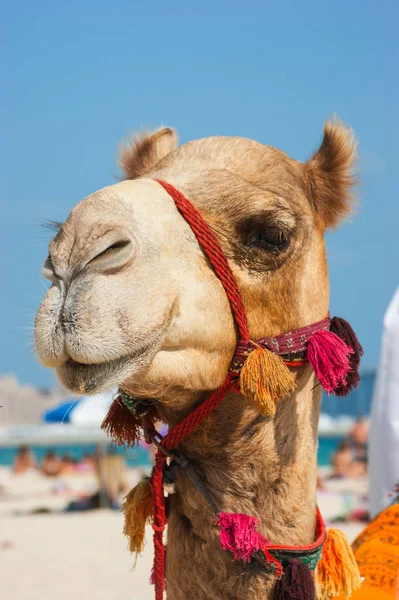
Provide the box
[306,120,357,228]
[118,127,178,179]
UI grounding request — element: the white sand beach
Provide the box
[1,511,154,600]
[0,467,367,600]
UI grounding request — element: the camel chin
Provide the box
[55,350,154,395]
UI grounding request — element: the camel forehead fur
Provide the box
[55,120,356,265]
[120,121,356,228]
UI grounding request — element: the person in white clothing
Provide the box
[369,286,399,517]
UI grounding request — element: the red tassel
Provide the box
[307,330,352,395]
[101,397,142,447]
[330,317,364,396]
[274,559,316,600]
[216,513,261,563]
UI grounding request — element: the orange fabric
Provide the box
[333,504,399,599]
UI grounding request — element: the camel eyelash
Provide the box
[237,215,293,254]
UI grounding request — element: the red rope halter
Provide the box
[150,180,252,599]
[158,180,249,341]
[149,375,239,599]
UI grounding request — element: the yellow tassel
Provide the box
[240,347,296,417]
[317,529,362,599]
[122,477,153,558]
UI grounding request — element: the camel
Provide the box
[35,121,359,599]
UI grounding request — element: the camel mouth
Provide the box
[56,347,155,395]
[52,301,176,395]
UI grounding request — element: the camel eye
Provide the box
[238,216,290,254]
[247,227,289,252]
[92,239,131,262]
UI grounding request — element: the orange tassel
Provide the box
[101,397,142,448]
[317,529,362,599]
[122,477,153,558]
[240,347,296,417]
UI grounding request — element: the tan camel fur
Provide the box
[35,121,357,599]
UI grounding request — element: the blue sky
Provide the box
[1,1,398,388]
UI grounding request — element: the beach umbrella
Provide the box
[69,389,115,426]
[43,400,80,423]
[42,389,116,426]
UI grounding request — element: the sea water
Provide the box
[0,436,342,468]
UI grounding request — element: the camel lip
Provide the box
[56,346,156,395]
[54,306,175,395]
[65,355,132,369]
[63,337,158,371]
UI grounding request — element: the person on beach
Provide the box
[65,445,128,511]
[75,453,95,473]
[60,454,77,475]
[12,446,36,474]
[346,417,368,475]
[331,440,354,477]
[334,290,399,599]
[41,451,62,477]
[331,418,369,478]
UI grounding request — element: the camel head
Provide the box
[35,122,357,403]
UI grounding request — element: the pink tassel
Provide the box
[216,513,261,562]
[307,330,353,394]
[330,317,364,396]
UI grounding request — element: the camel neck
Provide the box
[163,366,321,600]
[162,364,321,545]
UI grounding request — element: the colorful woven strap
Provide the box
[231,317,331,371]
[266,507,326,571]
